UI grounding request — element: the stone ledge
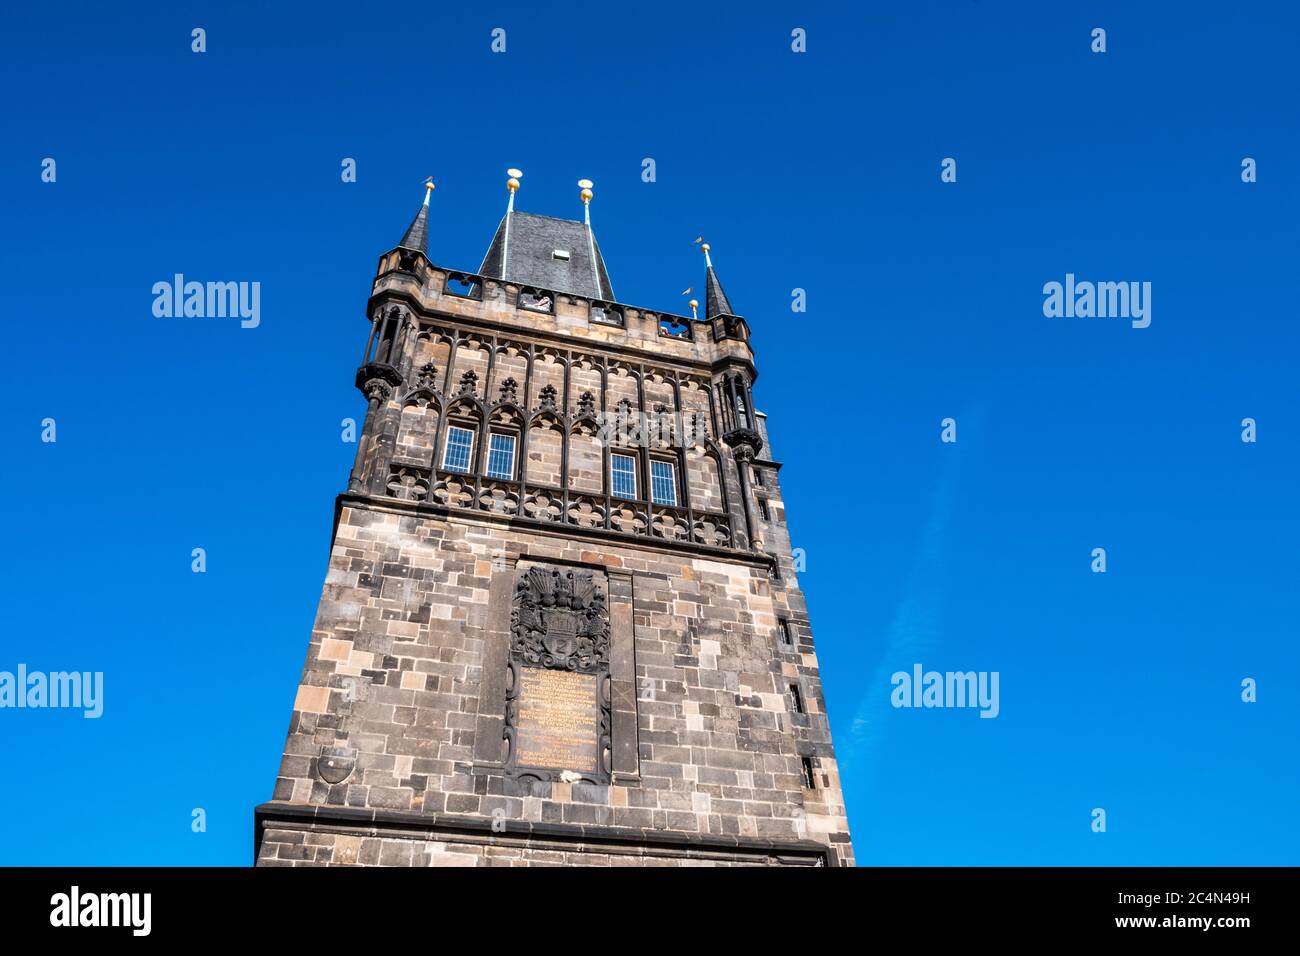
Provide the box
[254,801,834,867]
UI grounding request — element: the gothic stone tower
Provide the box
[254,177,854,866]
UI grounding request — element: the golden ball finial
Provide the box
[580,188,593,202]
[507,168,522,192]
[688,299,699,310]
[424,177,435,192]
[578,178,594,203]
[700,242,710,254]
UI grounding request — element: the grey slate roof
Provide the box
[705,265,738,320]
[398,203,429,255]
[479,211,615,301]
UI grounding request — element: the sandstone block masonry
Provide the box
[258,508,853,866]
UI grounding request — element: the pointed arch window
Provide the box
[650,460,678,506]
[611,454,637,499]
[443,426,475,473]
[486,433,517,480]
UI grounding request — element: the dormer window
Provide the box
[552,249,570,261]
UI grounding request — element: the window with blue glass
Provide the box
[611,453,637,499]
[443,425,475,473]
[486,432,516,480]
[650,459,677,506]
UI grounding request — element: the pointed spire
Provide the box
[578,179,600,297]
[700,242,738,321]
[502,169,522,281]
[398,177,434,254]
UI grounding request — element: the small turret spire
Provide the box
[699,240,739,322]
[398,177,434,254]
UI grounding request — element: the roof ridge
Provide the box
[510,209,586,227]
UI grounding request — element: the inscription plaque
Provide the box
[504,564,612,782]
[514,668,600,772]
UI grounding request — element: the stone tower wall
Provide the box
[255,245,854,867]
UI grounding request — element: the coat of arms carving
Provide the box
[510,566,609,672]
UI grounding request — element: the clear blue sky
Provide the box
[2,1,1296,865]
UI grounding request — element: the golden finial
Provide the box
[422,176,435,206]
[578,179,594,224]
[507,168,522,193]
[700,241,713,269]
[688,298,699,319]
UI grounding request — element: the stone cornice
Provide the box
[329,493,777,569]
[253,801,835,866]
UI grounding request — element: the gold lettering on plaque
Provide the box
[514,668,599,773]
